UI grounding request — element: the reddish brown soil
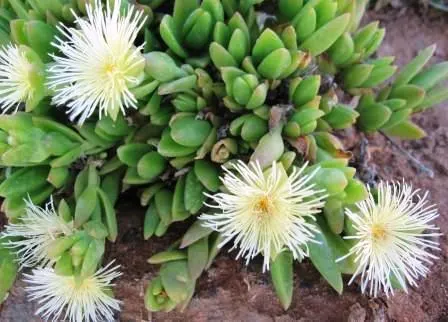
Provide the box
[1,6,448,322]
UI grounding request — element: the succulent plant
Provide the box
[0,0,445,320]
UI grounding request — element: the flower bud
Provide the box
[211,138,238,163]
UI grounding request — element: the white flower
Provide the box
[24,262,122,322]
[1,197,74,268]
[48,0,147,124]
[199,161,326,272]
[340,181,440,297]
[0,45,44,113]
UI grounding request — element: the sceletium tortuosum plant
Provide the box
[0,0,444,320]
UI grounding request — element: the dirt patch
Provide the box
[1,6,448,322]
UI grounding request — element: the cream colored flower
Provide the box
[340,181,440,297]
[48,0,146,124]
[24,262,122,322]
[0,45,44,112]
[1,197,74,268]
[199,161,326,272]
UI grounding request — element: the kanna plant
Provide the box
[0,0,445,320]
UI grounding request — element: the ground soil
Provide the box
[1,5,448,322]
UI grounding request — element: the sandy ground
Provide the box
[1,5,448,322]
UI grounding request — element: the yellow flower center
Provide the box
[254,196,273,216]
[104,62,117,74]
[102,59,126,82]
[371,223,388,241]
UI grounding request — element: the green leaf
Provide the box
[315,168,348,195]
[315,0,338,28]
[173,0,199,28]
[210,42,237,68]
[292,75,321,106]
[117,143,152,167]
[241,115,268,143]
[0,166,48,198]
[137,152,167,180]
[201,0,224,22]
[158,129,198,157]
[32,116,84,143]
[257,48,292,79]
[144,203,160,240]
[317,217,357,275]
[170,116,212,148]
[160,15,189,58]
[181,220,214,248]
[382,120,426,140]
[158,75,198,95]
[183,10,213,50]
[353,21,379,52]
[148,250,188,264]
[206,233,224,269]
[362,65,397,88]
[343,179,368,205]
[410,62,448,91]
[270,251,294,310]
[308,223,343,294]
[74,185,98,227]
[380,108,412,130]
[184,170,206,214]
[194,160,220,192]
[390,84,426,110]
[279,0,303,20]
[294,7,316,42]
[250,125,284,169]
[328,32,354,65]
[155,189,173,225]
[80,239,105,278]
[228,29,248,64]
[0,251,18,304]
[97,188,118,242]
[83,221,109,240]
[323,197,344,235]
[300,14,351,56]
[417,85,448,111]
[188,237,209,280]
[357,103,392,132]
[252,28,285,65]
[172,176,190,222]
[25,21,57,62]
[47,235,79,260]
[160,260,195,303]
[393,44,436,88]
[343,64,374,89]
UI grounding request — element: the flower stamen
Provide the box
[371,224,388,241]
[254,196,273,216]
